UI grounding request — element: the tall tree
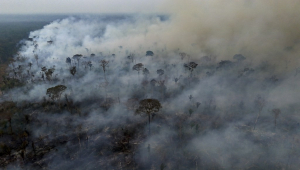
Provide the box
[73,54,82,68]
[133,63,144,77]
[100,60,109,81]
[135,99,162,134]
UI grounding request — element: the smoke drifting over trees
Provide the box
[1,1,300,169]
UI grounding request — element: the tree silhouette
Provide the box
[70,66,76,76]
[46,85,67,101]
[189,95,193,101]
[146,51,154,57]
[73,54,82,68]
[135,99,162,134]
[196,102,201,108]
[100,60,109,81]
[132,63,144,76]
[143,68,149,75]
[184,62,198,77]
[66,57,71,65]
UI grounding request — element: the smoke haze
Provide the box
[1,0,300,169]
[162,0,300,66]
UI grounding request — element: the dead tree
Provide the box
[100,60,109,81]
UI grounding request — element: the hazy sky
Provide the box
[0,0,165,14]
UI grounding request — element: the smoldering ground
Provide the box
[1,0,300,169]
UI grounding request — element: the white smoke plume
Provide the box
[1,0,300,169]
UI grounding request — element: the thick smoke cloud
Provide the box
[162,0,300,67]
[1,0,300,169]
